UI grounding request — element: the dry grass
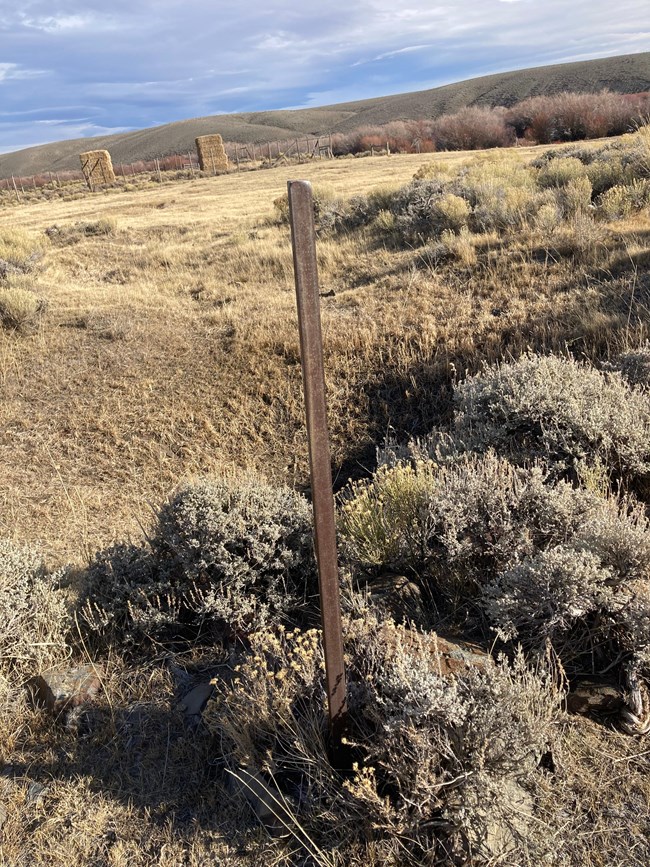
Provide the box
[1,141,650,865]
[1,146,648,562]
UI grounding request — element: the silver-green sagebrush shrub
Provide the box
[80,477,316,648]
[340,452,650,670]
[0,539,69,677]
[606,345,650,388]
[152,477,316,637]
[79,542,176,648]
[206,614,558,864]
[452,353,650,485]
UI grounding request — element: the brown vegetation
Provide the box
[1,128,650,865]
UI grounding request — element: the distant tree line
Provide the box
[329,90,650,155]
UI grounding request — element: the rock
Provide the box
[176,679,218,718]
[380,622,495,678]
[226,765,293,836]
[25,782,48,805]
[565,680,624,717]
[27,664,102,715]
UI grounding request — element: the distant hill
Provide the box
[2,51,649,179]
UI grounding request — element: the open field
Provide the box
[2,131,650,865]
[2,151,445,561]
[0,138,641,563]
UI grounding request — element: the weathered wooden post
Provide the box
[287,180,348,746]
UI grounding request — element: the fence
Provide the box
[0,134,338,198]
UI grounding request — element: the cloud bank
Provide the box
[0,0,647,152]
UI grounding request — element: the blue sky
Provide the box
[0,0,647,154]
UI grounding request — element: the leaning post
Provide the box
[287,180,348,747]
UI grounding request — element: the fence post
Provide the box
[287,179,348,747]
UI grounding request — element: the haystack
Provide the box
[195,134,229,173]
[79,150,115,188]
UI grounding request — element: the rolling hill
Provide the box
[1,51,649,179]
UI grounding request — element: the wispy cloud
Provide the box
[0,63,45,82]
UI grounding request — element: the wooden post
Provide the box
[11,176,20,201]
[155,159,162,183]
[287,180,348,747]
[386,140,390,155]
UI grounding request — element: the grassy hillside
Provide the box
[1,51,648,178]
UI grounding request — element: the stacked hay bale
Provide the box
[195,134,229,173]
[79,150,115,188]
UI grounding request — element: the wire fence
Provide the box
[0,134,337,197]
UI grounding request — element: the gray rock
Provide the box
[27,664,102,715]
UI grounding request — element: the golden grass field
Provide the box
[5,140,640,565]
[0,148,528,561]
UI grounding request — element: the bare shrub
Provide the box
[432,106,513,151]
[0,539,69,678]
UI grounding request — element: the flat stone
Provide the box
[176,679,217,717]
[381,623,495,679]
[27,664,102,715]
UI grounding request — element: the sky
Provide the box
[0,0,648,154]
